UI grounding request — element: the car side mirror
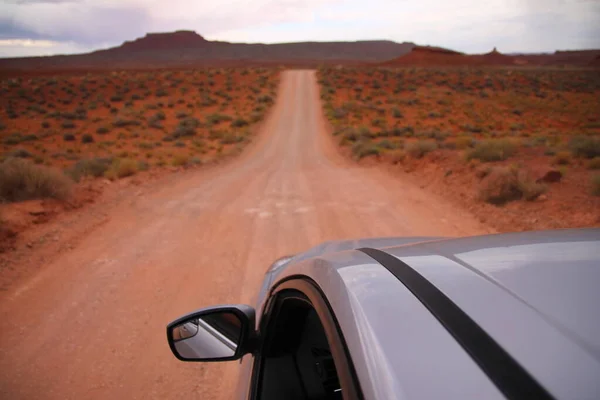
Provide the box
[167,304,256,362]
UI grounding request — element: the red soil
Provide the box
[394,151,600,232]
[0,68,279,170]
[318,66,600,231]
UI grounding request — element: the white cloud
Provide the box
[0,39,89,57]
[0,38,57,47]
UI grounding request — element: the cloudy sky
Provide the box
[1,0,599,58]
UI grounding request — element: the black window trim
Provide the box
[249,276,364,400]
[359,247,554,400]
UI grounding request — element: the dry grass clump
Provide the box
[0,158,72,202]
[479,166,546,205]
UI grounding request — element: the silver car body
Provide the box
[235,228,600,399]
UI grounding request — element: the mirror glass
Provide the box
[170,311,242,360]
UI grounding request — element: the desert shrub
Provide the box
[338,128,358,143]
[455,136,474,149]
[81,134,94,143]
[172,117,200,138]
[2,134,21,145]
[138,142,154,150]
[337,127,372,143]
[587,157,600,170]
[351,141,380,160]
[206,113,232,126]
[67,157,112,180]
[553,151,571,165]
[467,139,516,162]
[328,107,347,120]
[8,149,32,158]
[391,107,403,118]
[96,126,110,135]
[41,121,51,129]
[377,140,398,150]
[152,111,166,120]
[357,126,374,139]
[231,118,249,128]
[569,136,600,159]
[221,132,245,144]
[257,94,273,104]
[419,130,448,142]
[104,158,137,180]
[0,158,72,202]
[199,95,217,107]
[110,94,124,102]
[155,88,168,97]
[172,126,194,138]
[442,141,457,150]
[518,173,548,201]
[192,139,205,149]
[175,111,189,119]
[509,123,525,132]
[137,160,149,171]
[478,167,546,205]
[462,123,484,133]
[61,112,78,120]
[63,133,76,141]
[112,118,140,128]
[406,140,437,159]
[388,126,414,137]
[61,121,76,129]
[147,116,164,129]
[592,175,600,196]
[371,118,386,128]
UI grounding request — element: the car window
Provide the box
[255,292,343,400]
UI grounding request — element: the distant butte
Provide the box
[0,30,598,71]
[380,45,520,66]
[117,30,210,52]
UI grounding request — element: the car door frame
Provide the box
[248,276,363,400]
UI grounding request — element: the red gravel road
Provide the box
[0,71,491,399]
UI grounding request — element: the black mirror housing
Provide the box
[166,304,256,362]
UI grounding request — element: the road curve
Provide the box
[0,71,489,399]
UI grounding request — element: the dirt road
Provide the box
[0,71,490,399]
